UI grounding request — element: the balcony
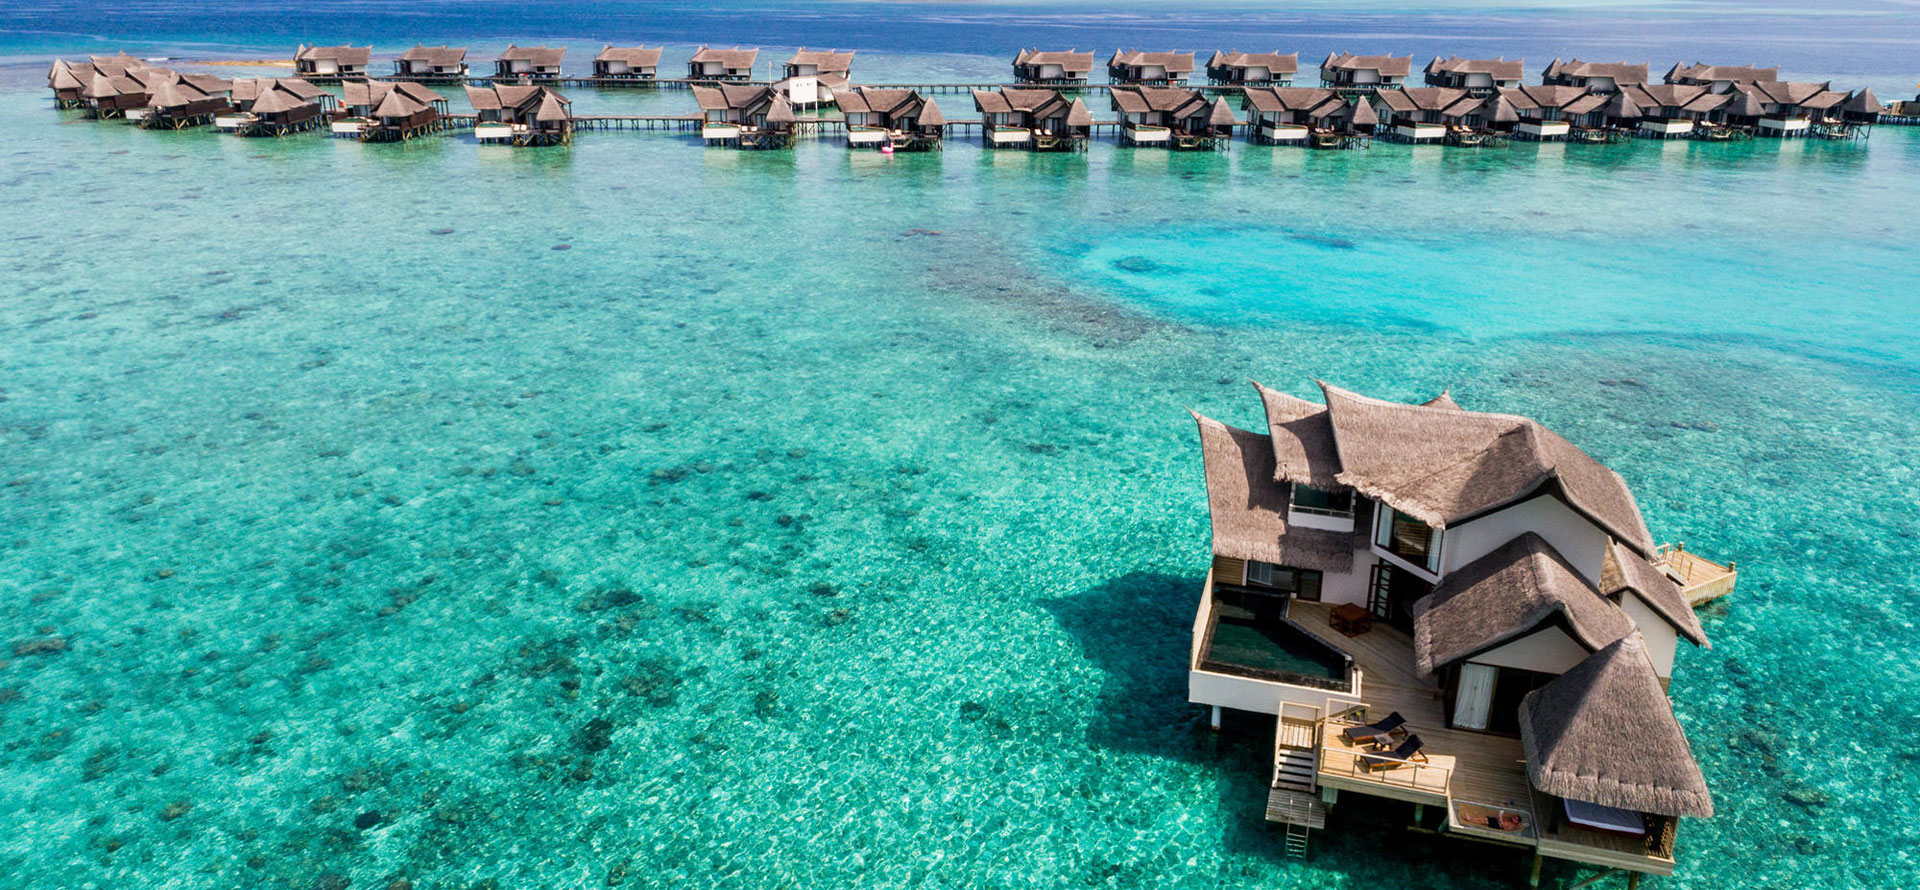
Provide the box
[1287,484,1355,533]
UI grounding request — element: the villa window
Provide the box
[1244,562,1323,601]
[1375,508,1443,573]
[1289,484,1353,518]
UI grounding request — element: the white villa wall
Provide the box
[1318,559,1372,608]
[1442,495,1608,586]
[1620,593,1679,679]
[1471,626,1590,674]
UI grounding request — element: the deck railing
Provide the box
[1319,715,1452,795]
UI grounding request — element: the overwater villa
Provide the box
[335,81,449,141]
[1011,49,1094,85]
[837,87,945,151]
[1239,86,1366,146]
[1727,81,1853,137]
[1110,86,1235,149]
[73,60,164,119]
[138,75,233,129]
[48,59,88,108]
[1663,63,1778,93]
[396,45,469,79]
[1107,50,1196,86]
[1189,381,1733,881]
[1611,84,1731,140]
[692,83,796,149]
[1319,53,1412,92]
[971,88,1092,150]
[1424,57,1523,95]
[293,44,371,79]
[1839,88,1884,127]
[494,45,566,80]
[1541,59,1648,94]
[1373,87,1491,144]
[1206,51,1299,86]
[778,48,854,108]
[227,79,329,136]
[466,84,572,146]
[593,46,662,80]
[688,47,758,81]
[1493,85,1611,141]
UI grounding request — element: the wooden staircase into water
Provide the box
[1267,710,1329,858]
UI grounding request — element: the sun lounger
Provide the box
[1341,711,1407,747]
[1359,734,1427,771]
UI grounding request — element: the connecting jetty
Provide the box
[1192,382,1737,885]
[48,45,1903,152]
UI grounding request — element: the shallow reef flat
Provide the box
[2,60,1919,890]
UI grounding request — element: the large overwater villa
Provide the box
[1189,382,1734,884]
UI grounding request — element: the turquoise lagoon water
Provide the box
[5,5,1920,889]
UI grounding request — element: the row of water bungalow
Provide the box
[50,50,1897,153]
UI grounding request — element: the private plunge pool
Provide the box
[1198,585,1354,691]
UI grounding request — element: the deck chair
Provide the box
[1359,734,1427,772]
[1340,711,1407,747]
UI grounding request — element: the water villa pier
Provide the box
[46,43,1903,159]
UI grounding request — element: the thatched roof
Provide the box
[464,83,502,110]
[919,98,946,126]
[1500,84,1595,112]
[498,45,566,66]
[373,89,429,118]
[400,45,467,67]
[1485,94,1520,123]
[1427,56,1524,79]
[1347,97,1378,127]
[1316,382,1656,553]
[1422,389,1462,410]
[1543,59,1649,86]
[249,84,312,115]
[1665,62,1777,85]
[1065,98,1093,126]
[295,44,371,66]
[1842,87,1883,115]
[1109,50,1196,74]
[690,46,758,69]
[766,96,797,124]
[1240,86,1342,115]
[1193,412,1357,574]
[1412,533,1633,675]
[596,46,662,67]
[1111,86,1208,117]
[786,48,854,72]
[1252,382,1341,489]
[1208,97,1239,127]
[50,62,85,91]
[1728,87,1766,117]
[1321,53,1413,78]
[534,91,570,122]
[347,80,443,108]
[693,83,772,113]
[1520,634,1713,818]
[1014,49,1094,72]
[1602,542,1707,647]
[1605,91,1642,119]
[1376,86,1480,117]
[1209,51,1299,74]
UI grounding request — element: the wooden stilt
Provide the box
[1529,854,1543,888]
[1209,706,1222,731]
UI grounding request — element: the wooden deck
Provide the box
[1659,546,1737,606]
[1285,600,1677,876]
